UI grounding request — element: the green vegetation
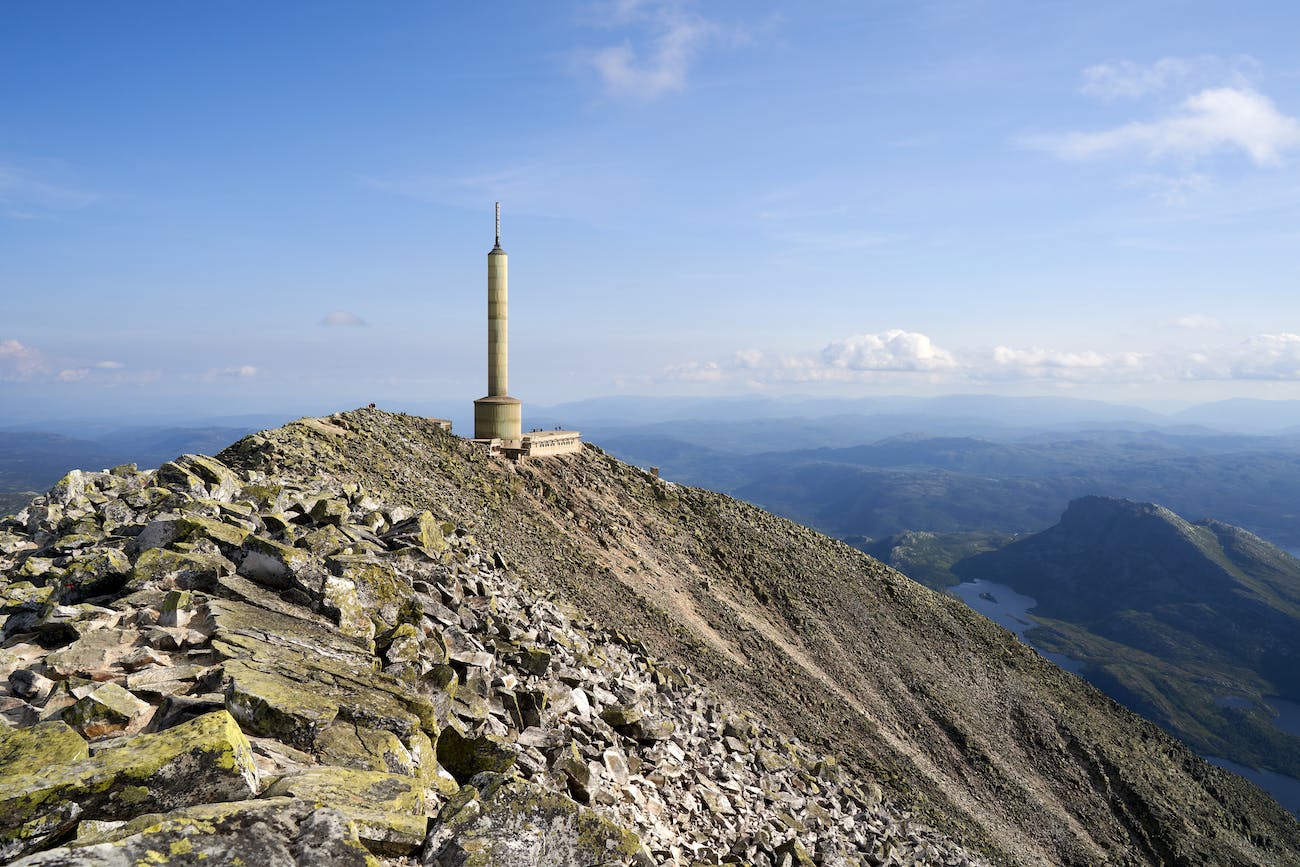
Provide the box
[849,530,1014,589]
[955,496,1300,780]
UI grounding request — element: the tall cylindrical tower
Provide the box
[474,203,522,441]
[487,207,508,396]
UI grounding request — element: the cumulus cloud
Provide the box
[666,330,959,385]
[1031,87,1300,166]
[94,360,125,369]
[585,0,719,99]
[223,365,258,378]
[320,311,367,327]
[823,330,959,372]
[663,330,1300,389]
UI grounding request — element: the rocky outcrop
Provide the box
[0,432,984,865]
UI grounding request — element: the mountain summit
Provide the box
[956,495,1300,786]
[1,409,1297,865]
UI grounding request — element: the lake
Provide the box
[947,579,1084,673]
[948,580,1300,817]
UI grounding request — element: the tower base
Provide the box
[473,395,522,441]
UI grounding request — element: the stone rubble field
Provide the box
[0,446,987,866]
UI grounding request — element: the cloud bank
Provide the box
[666,330,1300,388]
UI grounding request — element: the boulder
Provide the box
[436,728,518,783]
[0,710,259,860]
[314,720,415,776]
[174,454,242,502]
[8,799,375,867]
[222,659,341,750]
[126,547,231,592]
[45,628,137,680]
[62,682,153,738]
[239,535,314,588]
[263,767,428,856]
[326,555,419,632]
[423,772,641,867]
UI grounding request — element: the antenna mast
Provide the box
[494,202,501,248]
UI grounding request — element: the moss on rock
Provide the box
[0,710,258,860]
[423,773,641,867]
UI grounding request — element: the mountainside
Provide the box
[1,409,1298,865]
[955,497,1300,782]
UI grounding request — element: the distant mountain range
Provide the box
[0,425,266,516]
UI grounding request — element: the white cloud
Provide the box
[1032,87,1300,166]
[320,311,367,327]
[985,346,1150,382]
[1170,313,1222,330]
[56,368,90,382]
[224,365,258,378]
[666,330,959,385]
[1079,55,1256,100]
[1206,333,1300,380]
[585,1,719,99]
[1127,172,1210,205]
[0,339,45,381]
[94,360,125,369]
[823,330,958,372]
[664,330,1300,390]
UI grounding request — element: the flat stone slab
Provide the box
[0,710,259,860]
[264,767,427,856]
[8,798,375,867]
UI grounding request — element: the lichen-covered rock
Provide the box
[321,574,376,644]
[62,682,152,738]
[314,720,414,776]
[263,767,428,856]
[0,710,259,860]
[222,659,340,749]
[126,546,231,592]
[240,535,313,587]
[44,628,136,680]
[8,799,377,867]
[326,554,419,632]
[174,454,241,502]
[436,728,518,783]
[57,549,130,601]
[423,772,642,867]
[383,511,447,556]
[176,514,250,549]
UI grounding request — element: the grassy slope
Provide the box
[214,409,1300,867]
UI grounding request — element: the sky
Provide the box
[4,1,1300,423]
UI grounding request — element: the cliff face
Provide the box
[0,409,1297,865]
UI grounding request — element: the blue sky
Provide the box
[4,1,1300,422]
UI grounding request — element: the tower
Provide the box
[473,203,522,441]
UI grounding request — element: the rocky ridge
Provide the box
[0,444,982,864]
